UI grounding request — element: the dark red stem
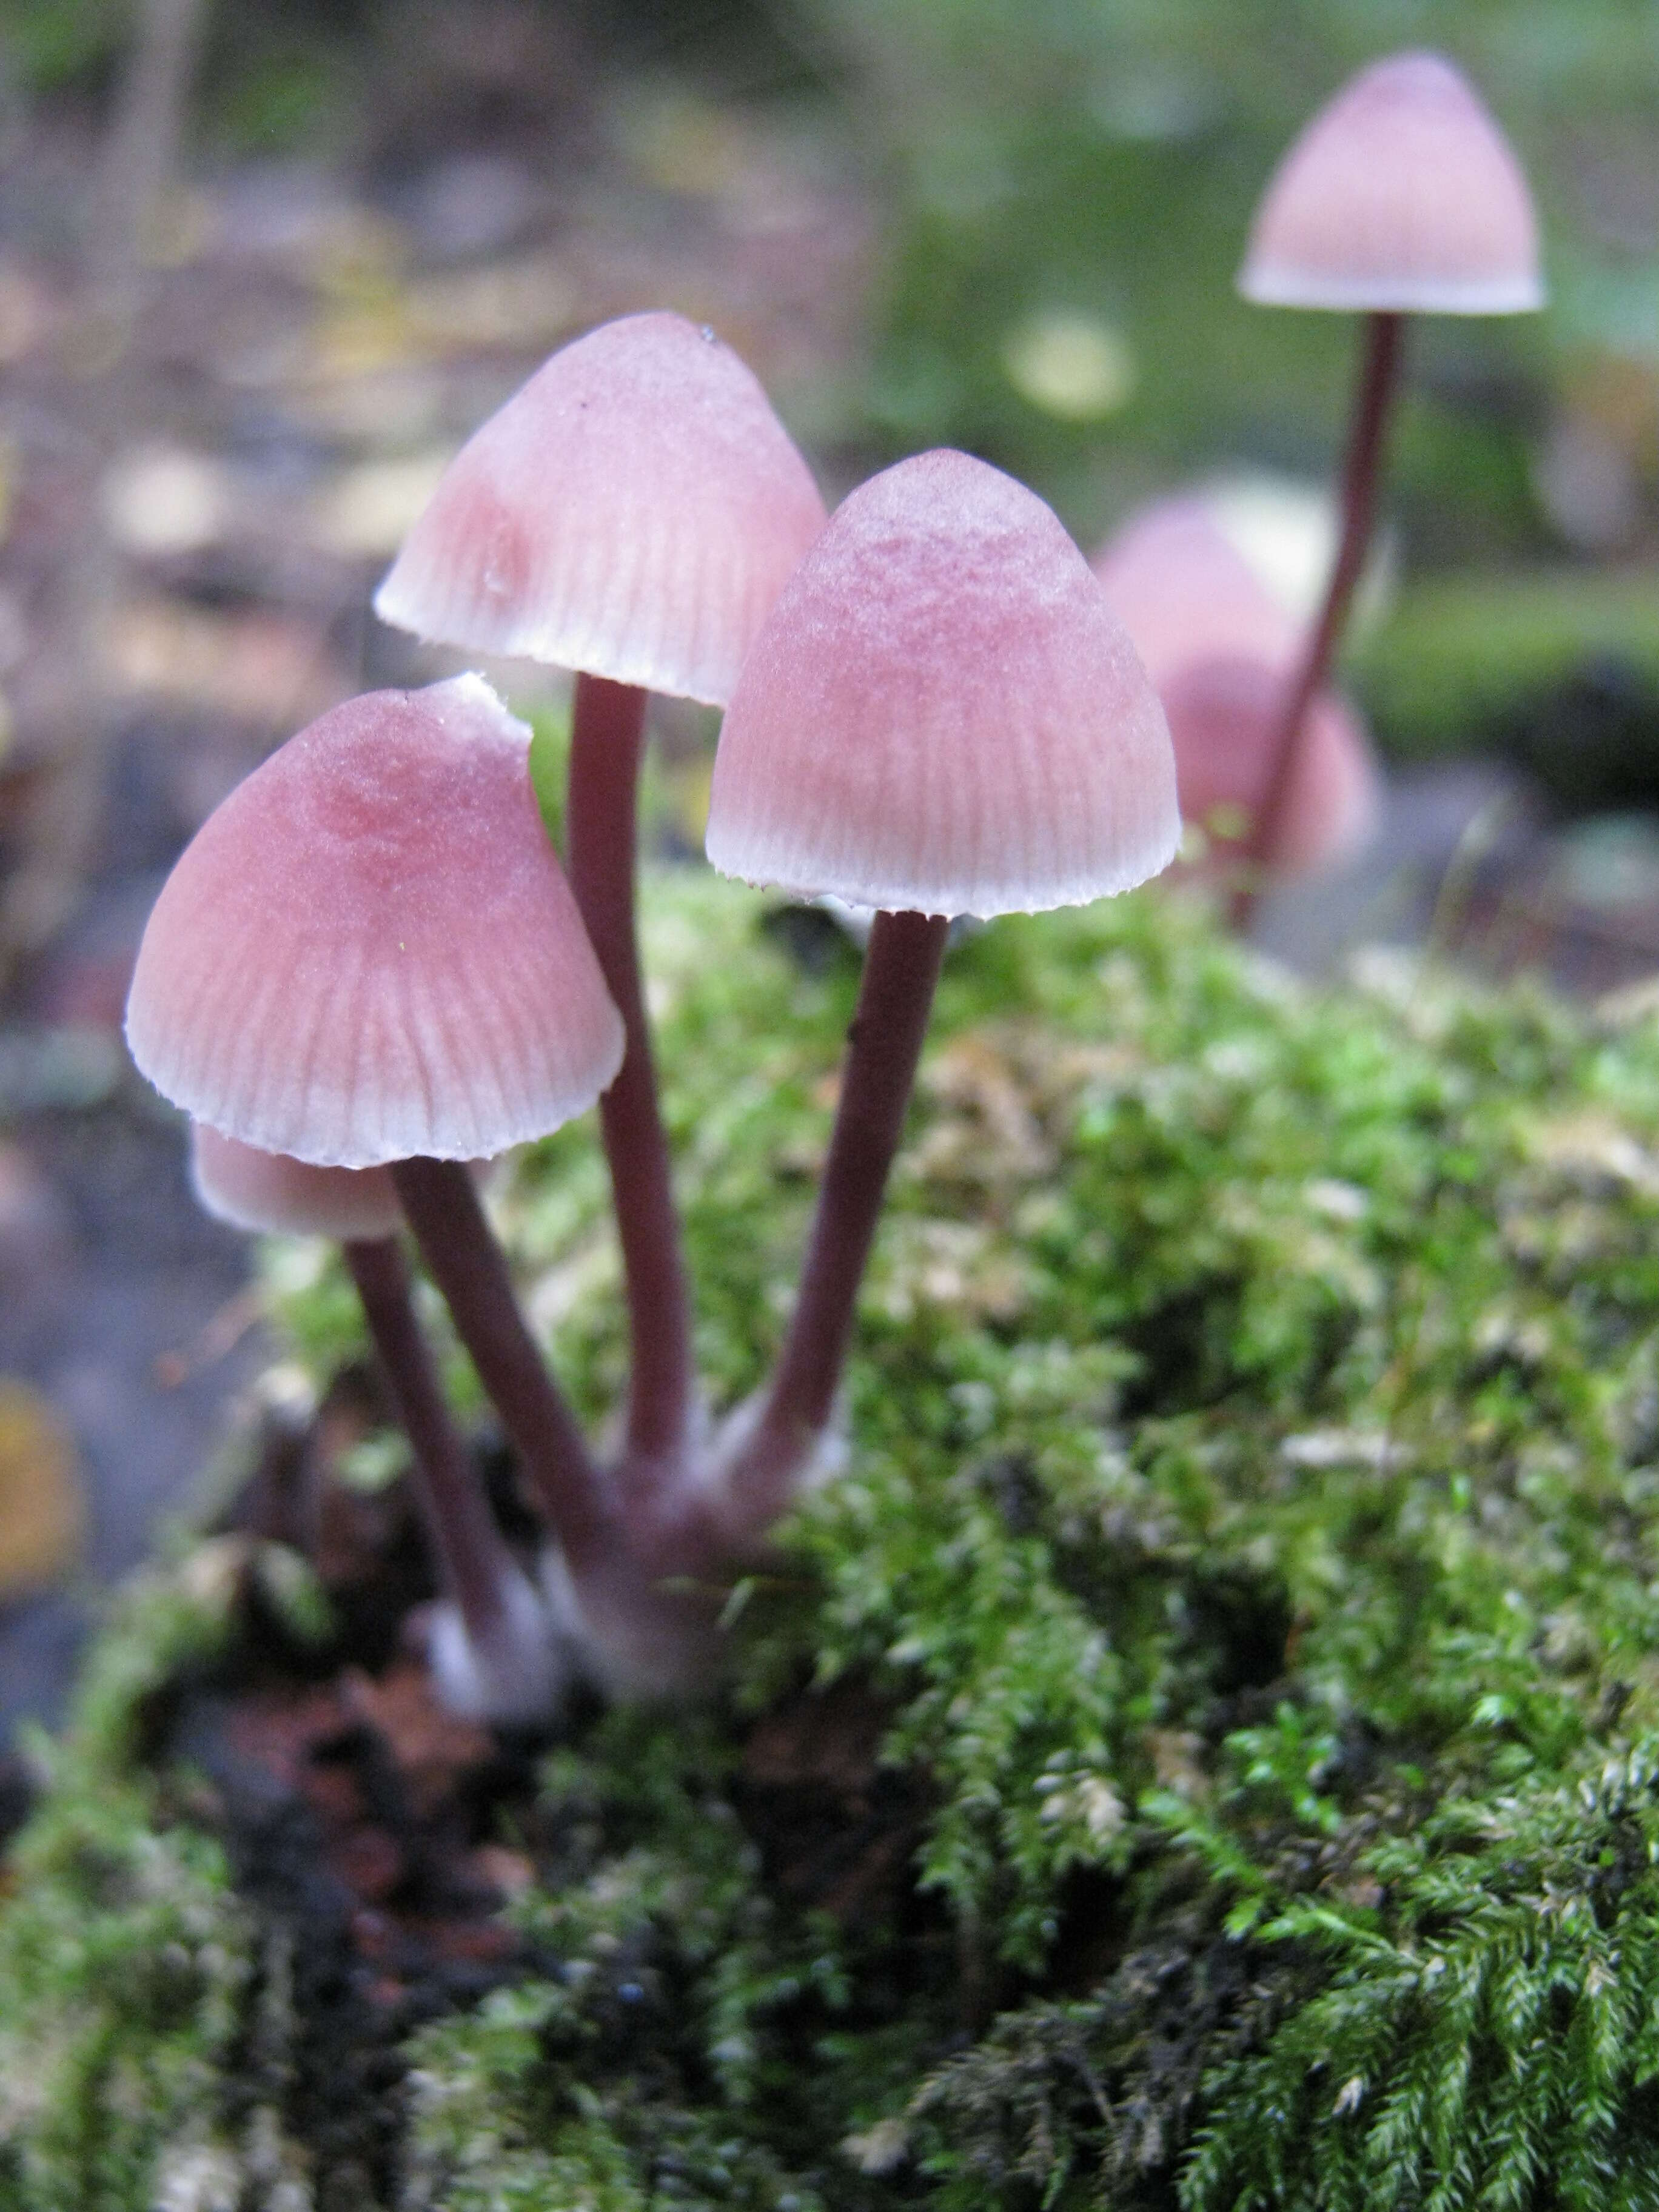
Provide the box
[1231,309,1404,928]
[389,1157,609,1574]
[728,908,949,1533]
[566,672,693,1473]
[343,1234,520,1638]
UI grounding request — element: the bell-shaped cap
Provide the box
[1160,657,1379,874]
[1239,51,1544,315]
[1093,496,1299,680]
[1093,495,1381,876]
[127,675,624,1168]
[706,449,1179,919]
[374,311,828,707]
[190,1124,404,1239]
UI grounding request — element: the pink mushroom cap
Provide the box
[374,311,829,707]
[706,449,1180,918]
[190,1125,404,1241]
[1093,495,1382,876]
[126,674,624,1168]
[1159,656,1381,874]
[1092,496,1300,682]
[1239,50,1544,315]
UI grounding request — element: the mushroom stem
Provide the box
[565,672,693,1474]
[389,1157,610,1575]
[726,908,949,1533]
[342,1233,528,1640]
[1231,308,1404,927]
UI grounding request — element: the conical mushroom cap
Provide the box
[127,675,624,1168]
[374,312,828,706]
[190,1125,404,1240]
[1093,496,1299,680]
[1160,656,1380,874]
[1093,497,1381,876]
[706,449,1179,918]
[1239,50,1543,315]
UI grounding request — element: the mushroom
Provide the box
[705,448,1179,1532]
[189,1127,559,1723]
[1233,50,1543,915]
[1093,495,1380,874]
[126,674,625,1597]
[375,312,827,1487]
[1155,658,1376,877]
[189,1125,404,1241]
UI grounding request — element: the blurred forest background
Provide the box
[0,0,1654,1740]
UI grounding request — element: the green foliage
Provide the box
[49,1540,246,1781]
[405,1706,912,2211]
[425,874,1659,2205]
[0,1783,250,2212]
[0,1557,253,2210]
[23,873,1659,2204]
[899,1742,1659,2211]
[1175,1743,1659,2211]
[1,0,127,95]
[1352,572,1659,780]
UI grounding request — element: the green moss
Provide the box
[17,871,1659,2204]
[1350,571,1659,802]
[0,1553,254,2210]
[1173,1743,1659,2212]
[1353,571,1659,748]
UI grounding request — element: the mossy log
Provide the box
[7,871,1659,2209]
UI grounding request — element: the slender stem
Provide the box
[566,672,693,1471]
[728,909,949,1533]
[389,1158,610,1574]
[1230,309,1404,929]
[343,1235,517,1636]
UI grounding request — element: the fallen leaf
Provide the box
[0,1379,84,1597]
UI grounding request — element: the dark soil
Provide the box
[124,1390,939,2202]
[57,1359,549,2188]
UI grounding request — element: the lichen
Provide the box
[12,869,1659,2205]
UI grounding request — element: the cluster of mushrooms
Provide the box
[124,52,1544,1720]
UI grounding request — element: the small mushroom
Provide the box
[126,675,623,1594]
[1233,51,1543,916]
[706,448,1179,1530]
[127,674,622,1167]
[189,1124,404,1241]
[1155,657,1376,878]
[376,313,827,1480]
[189,1127,560,1723]
[1238,51,1543,318]
[374,312,827,705]
[1093,495,1380,875]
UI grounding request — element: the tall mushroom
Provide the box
[705,449,1180,1534]
[126,674,626,1604]
[1093,495,1379,876]
[1233,50,1543,914]
[189,1127,558,1722]
[375,312,827,1490]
